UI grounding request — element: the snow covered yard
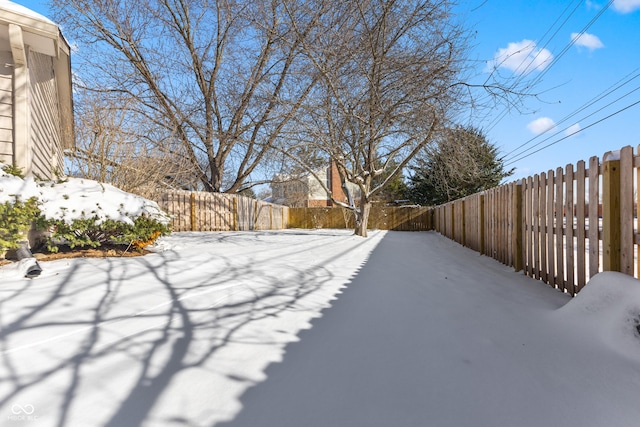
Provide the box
[0,229,382,426]
[2,229,640,427]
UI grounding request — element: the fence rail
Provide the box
[156,190,289,232]
[433,144,640,295]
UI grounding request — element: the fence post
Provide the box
[461,199,466,246]
[602,151,621,272]
[254,200,258,230]
[233,197,238,231]
[269,205,273,230]
[429,208,435,231]
[190,192,196,232]
[479,194,485,255]
[450,203,455,239]
[512,182,524,272]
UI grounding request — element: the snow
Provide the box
[1,229,640,426]
[0,163,169,225]
[0,0,56,25]
[553,271,640,361]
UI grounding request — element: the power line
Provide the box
[482,0,585,133]
[504,98,640,166]
[485,0,613,138]
[515,0,584,80]
[501,68,640,161]
[528,0,614,90]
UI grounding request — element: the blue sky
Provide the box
[14,0,640,182]
[458,0,640,180]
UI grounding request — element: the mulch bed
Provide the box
[0,244,150,266]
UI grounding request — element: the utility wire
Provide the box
[504,98,640,166]
[482,0,584,133]
[528,0,614,90]
[501,68,640,161]
[515,0,584,81]
[486,0,613,139]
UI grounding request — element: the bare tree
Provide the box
[53,0,325,193]
[283,0,467,236]
[66,89,197,198]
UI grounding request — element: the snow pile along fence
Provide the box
[433,144,639,295]
[156,190,289,232]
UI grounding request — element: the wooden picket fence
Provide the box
[156,145,639,296]
[433,145,640,295]
[289,205,433,231]
[156,190,289,232]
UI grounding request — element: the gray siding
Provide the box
[28,50,62,179]
[0,50,12,165]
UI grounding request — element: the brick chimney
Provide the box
[329,159,347,207]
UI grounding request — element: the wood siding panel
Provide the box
[28,51,62,179]
[0,51,12,160]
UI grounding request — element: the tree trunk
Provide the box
[354,198,371,237]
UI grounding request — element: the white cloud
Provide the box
[586,0,602,10]
[613,0,640,13]
[527,117,556,135]
[565,123,581,137]
[571,32,604,51]
[487,40,553,75]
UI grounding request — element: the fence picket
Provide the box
[588,156,600,279]
[620,146,634,275]
[539,172,548,283]
[566,163,575,295]
[547,169,555,285]
[576,161,586,291]
[533,175,540,279]
[555,167,565,291]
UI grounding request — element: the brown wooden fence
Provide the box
[289,205,433,231]
[433,145,640,295]
[156,190,289,232]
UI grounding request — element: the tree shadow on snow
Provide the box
[0,231,379,427]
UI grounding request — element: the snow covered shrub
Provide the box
[40,178,171,252]
[1,164,25,178]
[0,164,43,253]
[1,162,171,253]
[45,215,169,253]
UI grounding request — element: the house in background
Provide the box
[271,161,359,207]
[0,0,73,179]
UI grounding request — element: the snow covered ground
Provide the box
[1,229,640,426]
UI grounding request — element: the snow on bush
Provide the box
[37,177,169,226]
[0,164,40,203]
[0,163,170,251]
[0,163,169,225]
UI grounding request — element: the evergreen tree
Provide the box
[407,126,513,206]
[371,160,409,203]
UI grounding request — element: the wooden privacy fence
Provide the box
[289,205,433,231]
[156,190,289,232]
[433,144,640,295]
